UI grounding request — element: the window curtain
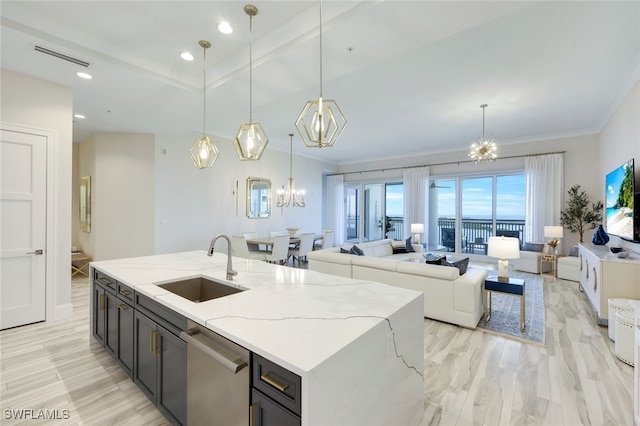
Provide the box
[525,153,564,242]
[326,174,345,245]
[402,166,429,242]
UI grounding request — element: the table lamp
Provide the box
[411,223,424,245]
[488,236,520,281]
[544,225,563,255]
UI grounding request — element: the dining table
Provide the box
[244,234,324,249]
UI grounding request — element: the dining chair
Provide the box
[288,233,315,266]
[231,236,267,261]
[320,230,335,249]
[265,235,290,264]
[243,232,260,252]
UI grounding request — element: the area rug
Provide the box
[476,271,545,346]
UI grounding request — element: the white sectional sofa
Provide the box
[307,239,489,329]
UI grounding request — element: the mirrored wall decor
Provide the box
[79,176,91,232]
[246,177,271,218]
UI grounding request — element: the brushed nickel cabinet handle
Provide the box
[593,267,597,291]
[585,260,589,280]
[117,304,128,311]
[150,330,160,354]
[97,277,114,287]
[118,289,130,297]
[260,373,289,392]
[99,294,106,311]
[579,254,583,271]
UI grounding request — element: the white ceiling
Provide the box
[1,1,639,165]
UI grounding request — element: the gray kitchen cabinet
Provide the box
[251,353,301,426]
[116,283,134,378]
[134,304,187,426]
[92,271,117,358]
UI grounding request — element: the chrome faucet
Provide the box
[207,234,238,281]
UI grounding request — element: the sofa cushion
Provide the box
[350,245,365,256]
[445,257,469,275]
[340,247,354,254]
[405,237,416,252]
[522,242,545,252]
[391,240,408,254]
[352,256,398,272]
[396,262,460,280]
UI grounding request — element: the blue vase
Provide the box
[592,224,609,245]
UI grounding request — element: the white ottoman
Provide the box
[608,298,634,341]
[557,256,580,281]
[615,310,635,366]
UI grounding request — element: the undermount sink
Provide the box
[158,277,244,303]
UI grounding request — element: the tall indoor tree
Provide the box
[560,184,603,242]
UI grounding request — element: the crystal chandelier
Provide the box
[469,104,497,163]
[233,4,269,161]
[189,40,219,169]
[277,134,306,207]
[295,0,346,148]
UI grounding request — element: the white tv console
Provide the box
[579,243,640,325]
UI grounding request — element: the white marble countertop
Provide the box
[91,251,423,376]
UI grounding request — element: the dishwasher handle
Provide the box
[180,329,248,374]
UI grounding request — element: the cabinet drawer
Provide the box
[117,282,134,305]
[252,354,301,416]
[135,292,187,335]
[251,389,300,426]
[94,270,116,293]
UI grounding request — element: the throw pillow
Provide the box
[340,248,351,254]
[569,245,579,257]
[522,242,544,252]
[350,245,365,256]
[391,240,408,254]
[405,237,415,253]
[445,257,469,275]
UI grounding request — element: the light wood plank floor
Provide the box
[1,272,634,425]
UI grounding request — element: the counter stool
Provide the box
[614,310,635,366]
[608,298,635,341]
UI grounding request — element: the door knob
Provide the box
[27,249,43,255]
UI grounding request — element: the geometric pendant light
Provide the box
[468,103,497,163]
[189,40,219,169]
[295,0,347,148]
[233,4,269,161]
[276,133,305,208]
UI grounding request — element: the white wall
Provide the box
[0,69,73,321]
[154,132,331,254]
[78,133,155,261]
[599,80,640,253]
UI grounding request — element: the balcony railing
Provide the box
[346,216,525,253]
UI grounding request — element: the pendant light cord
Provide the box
[202,44,207,137]
[289,134,294,179]
[249,13,253,123]
[319,0,323,98]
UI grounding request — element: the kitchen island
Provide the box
[90,251,424,426]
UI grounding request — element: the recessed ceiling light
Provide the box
[76,71,92,79]
[180,51,194,61]
[218,21,233,34]
[74,114,86,119]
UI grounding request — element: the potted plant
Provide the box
[378,215,394,238]
[560,184,603,243]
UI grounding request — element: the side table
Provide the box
[71,252,92,277]
[540,253,563,277]
[484,276,526,331]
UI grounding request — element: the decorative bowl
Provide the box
[286,227,299,236]
[610,247,624,253]
[617,250,631,258]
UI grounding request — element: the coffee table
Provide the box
[484,276,526,331]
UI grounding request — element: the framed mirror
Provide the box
[246,177,271,219]
[79,176,91,232]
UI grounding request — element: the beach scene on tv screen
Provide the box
[606,160,634,239]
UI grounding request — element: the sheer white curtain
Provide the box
[403,166,429,242]
[525,154,564,242]
[326,174,345,245]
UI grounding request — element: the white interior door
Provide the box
[1,129,47,330]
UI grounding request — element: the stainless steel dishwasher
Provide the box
[180,320,250,425]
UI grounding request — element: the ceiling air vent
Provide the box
[33,45,90,68]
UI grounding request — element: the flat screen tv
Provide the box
[605,158,638,242]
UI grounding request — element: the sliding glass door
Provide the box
[344,182,403,244]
